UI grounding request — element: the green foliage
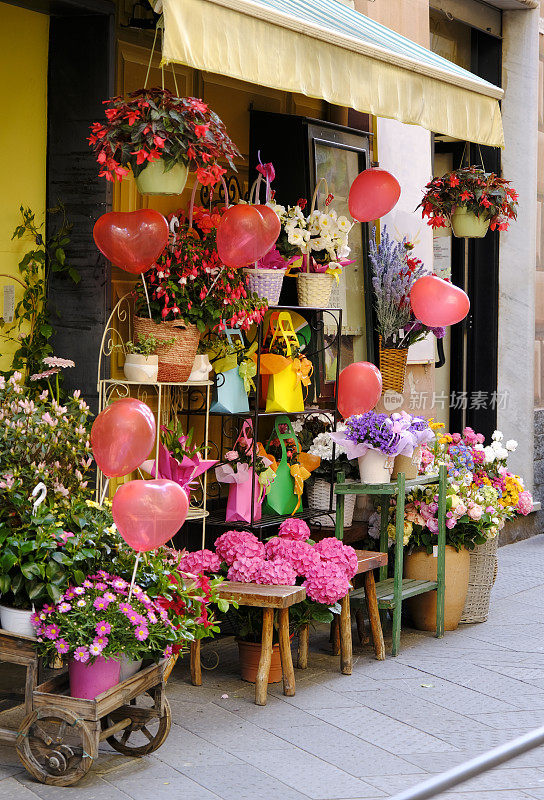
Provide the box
[1,205,78,384]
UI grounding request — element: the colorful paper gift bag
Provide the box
[210,327,250,414]
[259,312,312,414]
[263,416,300,516]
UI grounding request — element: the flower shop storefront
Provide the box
[0,0,539,787]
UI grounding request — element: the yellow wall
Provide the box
[0,3,48,370]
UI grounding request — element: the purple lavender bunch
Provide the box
[345,412,401,456]
[368,226,427,345]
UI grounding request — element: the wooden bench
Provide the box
[297,549,388,672]
[190,582,305,705]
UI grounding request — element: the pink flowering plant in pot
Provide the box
[33,572,178,690]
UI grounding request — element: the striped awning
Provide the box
[161,0,504,147]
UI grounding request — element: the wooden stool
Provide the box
[190,582,305,706]
[297,549,388,672]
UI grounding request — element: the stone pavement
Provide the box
[4,535,544,799]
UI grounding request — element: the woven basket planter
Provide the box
[379,338,408,393]
[460,535,499,624]
[306,479,357,528]
[243,268,285,306]
[296,273,333,307]
[133,316,200,383]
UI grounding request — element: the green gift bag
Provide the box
[263,415,300,516]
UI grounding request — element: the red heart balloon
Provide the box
[112,479,189,552]
[91,398,156,478]
[410,275,470,327]
[93,210,168,274]
[348,168,401,223]
[216,205,280,268]
[338,362,383,419]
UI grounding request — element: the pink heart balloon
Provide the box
[93,209,169,275]
[91,398,156,478]
[348,168,401,223]
[112,479,189,552]
[410,275,470,327]
[338,362,383,418]
[216,205,280,268]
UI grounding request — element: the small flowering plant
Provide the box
[33,573,178,665]
[134,205,267,333]
[418,167,518,231]
[369,227,444,347]
[332,412,410,459]
[89,88,240,186]
[271,199,353,278]
[0,372,92,517]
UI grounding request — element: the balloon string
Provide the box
[99,479,109,507]
[128,552,141,602]
[141,274,152,320]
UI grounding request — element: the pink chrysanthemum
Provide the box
[93,596,111,611]
[95,621,111,635]
[314,537,358,579]
[215,530,264,565]
[278,518,311,541]
[44,624,60,640]
[74,646,89,663]
[303,561,350,605]
[55,638,70,655]
[89,643,103,656]
[135,626,149,641]
[178,549,221,575]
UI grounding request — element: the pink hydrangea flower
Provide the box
[278,518,311,541]
[517,490,533,516]
[314,538,358,579]
[254,559,297,586]
[74,646,89,663]
[178,549,221,575]
[215,530,264,565]
[303,561,350,605]
[265,538,321,577]
[227,556,264,583]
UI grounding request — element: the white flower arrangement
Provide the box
[270,200,353,271]
[307,423,348,463]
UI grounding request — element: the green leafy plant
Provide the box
[116,333,174,357]
[1,206,78,382]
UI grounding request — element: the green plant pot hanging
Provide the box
[135,159,189,196]
[450,207,490,239]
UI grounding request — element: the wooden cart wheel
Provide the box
[16,708,94,787]
[101,690,171,757]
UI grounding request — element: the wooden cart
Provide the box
[0,629,172,786]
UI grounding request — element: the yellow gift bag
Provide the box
[263,312,312,414]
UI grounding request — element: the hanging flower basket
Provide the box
[135,160,189,196]
[450,207,490,239]
[379,337,408,393]
[243,267,285,306]
[418,166,518,234]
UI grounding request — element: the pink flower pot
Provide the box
[69,656,121,699]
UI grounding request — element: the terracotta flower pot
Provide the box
[237,639,283,684]
[404,546,470,631]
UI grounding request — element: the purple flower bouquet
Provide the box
[330,412,412,459]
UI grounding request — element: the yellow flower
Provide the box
[85,500,102,510]
[429,418,445,432]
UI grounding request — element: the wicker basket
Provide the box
[306,479,357,528]
[244,268,285,306]
[459,535,499,624]
[379,338,408,393]
[133,316,200,383]
[392,446,422,480]
[296,273,333,307]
